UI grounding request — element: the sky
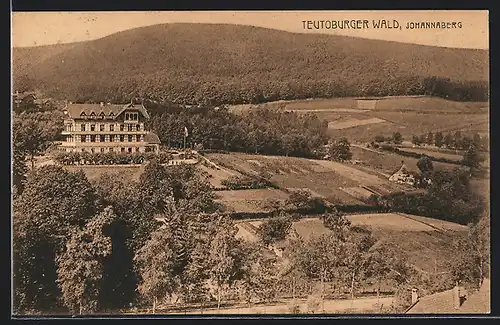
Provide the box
[12,10,488,49]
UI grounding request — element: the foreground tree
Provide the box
[241,244,280,305]
[364,243,412,303]
[134,227,182,313]
[257,214,293,246]
[13,115,51,170]
[56,207,116,314]
[13,166,97,313]
[207,216,247,309]
[292,233,349,312]
[449,214,490,290]
[15,165,97,241]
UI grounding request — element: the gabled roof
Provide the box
[64,103,150,119]
[393,164,409,175]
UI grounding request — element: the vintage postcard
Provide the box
[11,10,490,317]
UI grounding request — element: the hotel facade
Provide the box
[60,102,161,153]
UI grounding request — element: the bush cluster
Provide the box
[53,151,173,165]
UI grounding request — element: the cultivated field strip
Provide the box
[310,159,386,186]
[328,117,386,130]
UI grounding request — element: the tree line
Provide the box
[148,102,330,158]
[411,130,487,151]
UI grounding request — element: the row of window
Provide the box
[68,134,144,143]
[71,146,157,153]
[80,147,141,153]
[78,112,140,120]
[125,113,139,121]
[65,123,143,132]
[66,135,143,143]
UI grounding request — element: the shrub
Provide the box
[52,151,169,165]
[257,215,293,246]
[221,175,278,190]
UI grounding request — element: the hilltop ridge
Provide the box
[13,23,489,105]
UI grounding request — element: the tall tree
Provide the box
[56,207,116,314]
[13,115,51,170]
[462,145,484,170]
[206,216,247,309]
[13,166,97,313]
[450,214,490,290]
[443,133,453,148]
[417,156,434,174]
[453,131,463,149]
[15,165,97,242]
[392,132,403,145]
[426,132,434,146]
[434,132,444,148]
[134,227,182,313]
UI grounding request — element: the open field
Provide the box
[350,146,460,175]
[236,213,467,274]
[329,117,386,130]
[216,189,289,213]
[231,97,488,143]
[231,97,488,114]
[197,164,242,188]
[206,152,409,206]
[367,111,488,134]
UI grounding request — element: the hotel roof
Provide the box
[64,102,150,119]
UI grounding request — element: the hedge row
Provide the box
[379,145,462,165]
[220,175,280,190]
[53,151,173,165]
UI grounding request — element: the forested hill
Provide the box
[13,23,489,104]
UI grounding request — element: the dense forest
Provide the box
[13,24,489,105]
[147,102,329,157]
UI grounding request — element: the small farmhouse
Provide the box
[389,161,415,186]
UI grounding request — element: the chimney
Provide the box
[411,288,419,305]
[453,282,461,309]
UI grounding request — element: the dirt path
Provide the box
[161,296,394,315]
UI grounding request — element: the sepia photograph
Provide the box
[11,10,490,317]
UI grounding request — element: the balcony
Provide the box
[60,130,146,135]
